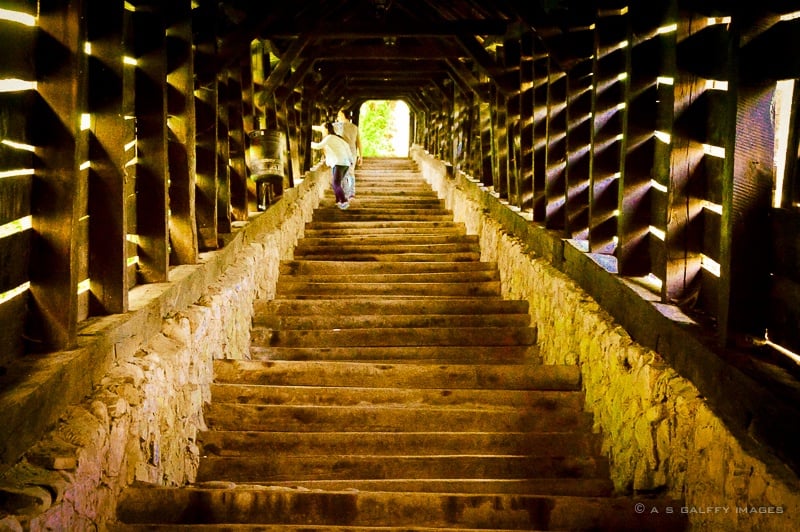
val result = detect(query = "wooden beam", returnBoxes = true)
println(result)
[165,0,199,265]
[455,34,517,96]
[28,0,87,350]
[257,36,311,106]
[86,0,129,313]
[133,5,170,282]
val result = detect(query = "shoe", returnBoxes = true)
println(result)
[337,201,349,210]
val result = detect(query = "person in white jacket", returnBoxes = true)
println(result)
[311,122,355,209]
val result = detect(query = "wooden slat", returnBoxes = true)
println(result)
[166,0,199,265]
[28,0,86,351]
[193,2,219,250]
[616,2,665,277]
[566,63,592,241]
[0,20,36,80]
[216,71,232,235]
[532,50,549,222]
[545,71,567,230]
[86,0,128,315]
[227,67,249,222]
[0,231,30,295]
[724,84,775,340]
[589,11,626,253]
[133,6,170,282]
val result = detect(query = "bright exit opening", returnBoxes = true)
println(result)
[358,100,410,157]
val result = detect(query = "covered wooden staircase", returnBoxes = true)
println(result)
[112,158,685,530]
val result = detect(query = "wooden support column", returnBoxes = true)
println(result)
[723,79,775,344]
[650,2,678,301]
[532,47,549,223]
[0,1,37,357]
[664,8,733,322]
[503,37,522,208]
[216,71,231,235]
[617,2,668,277]
[133,2,169,282]
[86,0,128,314]
[566,60,592,241]
[519,31,535,213]
[589,8,626,253]
[228,66,249,221]
[28,0,87,350]
[193,1,219,250]
[491,81,509,198]
[165,0,198,265]
[479,96,494,188]
[545,69,567,230]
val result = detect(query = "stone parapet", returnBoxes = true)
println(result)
[0,168,327,531]
[411,147,800,531]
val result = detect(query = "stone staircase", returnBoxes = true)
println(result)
[113,158,686,530]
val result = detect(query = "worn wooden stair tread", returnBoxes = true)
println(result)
[209,383,580,409]
[255,296,529,314]
[113,159,687,530]
[249,345,539,363]
[115,485,687,530]
[198,431,603,457]
[212,360,580,390]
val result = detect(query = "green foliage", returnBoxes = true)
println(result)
[358,100,408,157]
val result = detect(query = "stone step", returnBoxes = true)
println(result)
[310,212,455,222]
[297,234,478,246]
[111,525,542,532]
[305,220,462,231]
[288,251,483,263]
[255,296,529,316]
[114,486,688,530]
[320,196,444,205]
[194,453,610,483]
[277,269,499,284]
[302,226,466,238]
[249,345,538,364]
[209,383,582,409]
[198,431,603,460]
[254,312,530,331]
[212,360,580,391]
[251,326,536,348]
[275,280,501,298]
[294,242,480,256]
[258,478,614,497]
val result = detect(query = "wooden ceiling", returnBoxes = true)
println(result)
[210,0,597,108]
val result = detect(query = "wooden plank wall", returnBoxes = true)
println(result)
[0,0,287,364]
[413,1,800,355]
[2,0,800,370]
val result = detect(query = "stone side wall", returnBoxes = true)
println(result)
[412,148,800,531]
[0,170,326,531]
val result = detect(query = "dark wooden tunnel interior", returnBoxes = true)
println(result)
[2,0,800,483]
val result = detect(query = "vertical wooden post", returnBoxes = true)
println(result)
[0,1,37,357]
[86,0,128,314]
[545,69,567,230]
[566,61,593,241]
[193,2,219,250]
[503,37,523,209]
[133,2,169,282]
[29,0,87,350]
[228,66,249,221]
[166,0,198,265]
[532,48,549,223]
[519,31,535,213]
[589,9,626,253]
[616,2,668,277]
[216,71,231,234]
